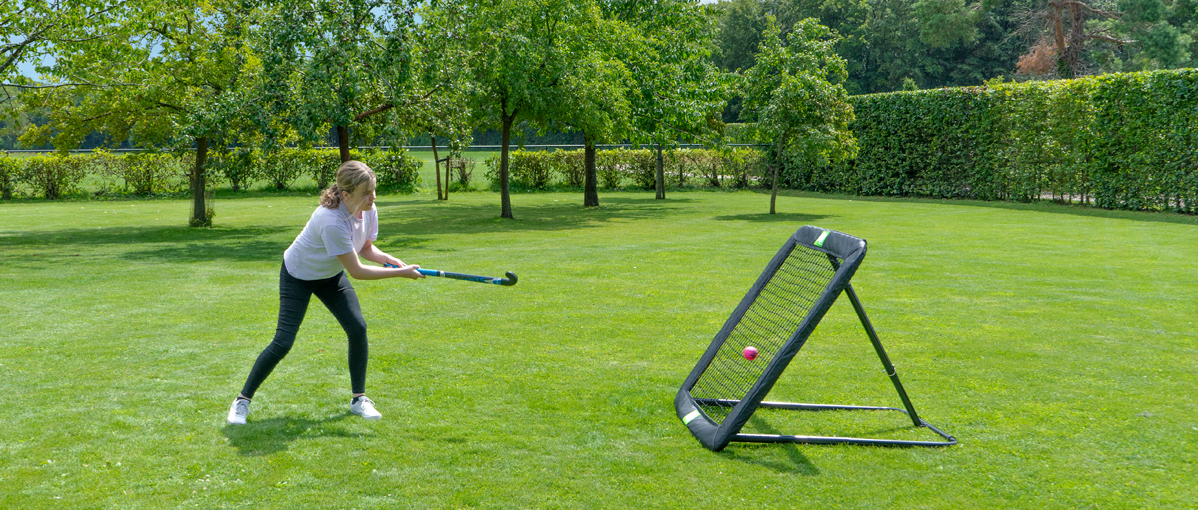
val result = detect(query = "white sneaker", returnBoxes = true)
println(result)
[351,396,382,420]
[227,398,250,425]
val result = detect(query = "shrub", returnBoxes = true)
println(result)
[21,154,86,199]
[721,148,768,189]
[205,149,259,192]
[361,148,422,193]
[123,151,186,195]
[507,150,554,190]
[550,150,585,187]
[0,153,25,199]
[825,69,1198,212]
[259,149,303,191]
[311,149,340,189]
[629,149,658,190]
[596,148,624,189]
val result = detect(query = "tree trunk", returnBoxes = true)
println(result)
[655,142,665,200]
[337,125,351,163]
[583,136,599,207]
[191,136,209,227]
[770,138,782,215]
[500,111,514,219]
[431,134,443,200]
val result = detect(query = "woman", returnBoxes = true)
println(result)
[227,160,424,425]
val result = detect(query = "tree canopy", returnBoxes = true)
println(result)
[742,16,855,213]
[9,0,1197,224]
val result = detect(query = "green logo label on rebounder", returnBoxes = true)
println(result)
[814,230,830,247]
[682,410,700,425]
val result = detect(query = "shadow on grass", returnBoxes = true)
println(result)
[0,194,687,265]
[717,415,820,476]
[221,413,363,456]
[712,212,831,223]
[374,195,686,236]
[0,224,292,265]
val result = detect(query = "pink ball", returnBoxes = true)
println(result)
[743,346,759,361]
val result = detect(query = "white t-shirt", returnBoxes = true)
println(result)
[283,203,378,280]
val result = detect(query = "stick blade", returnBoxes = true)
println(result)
[502,271,518,286]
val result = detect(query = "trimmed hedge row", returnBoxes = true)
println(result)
[0,147,422,199]
[483,147,769,191]
[792,69,1198,212]
[0,151,195,199]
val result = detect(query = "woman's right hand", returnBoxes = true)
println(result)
[392,264,426,280]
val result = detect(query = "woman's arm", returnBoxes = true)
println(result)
[337,249,423,281]
[358,240,401,267]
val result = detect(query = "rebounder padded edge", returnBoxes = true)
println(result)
[675,226,868,451]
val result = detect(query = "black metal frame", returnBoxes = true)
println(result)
[675,226,956,451]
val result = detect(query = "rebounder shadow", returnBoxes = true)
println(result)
[718,415,820,475]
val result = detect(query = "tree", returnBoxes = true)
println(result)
[412,1,474,200]
[1,1,125,132]
[19,0,262,225]
[455,0,597,219]
[605,0,730,200]
[560,51,633,208]
[549,4,637,208]
[742,16,855,214]
[261,0,421,163]
[710,0,1029,95]
[1014,0,1132,78]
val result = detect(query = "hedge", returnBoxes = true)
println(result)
[796,69,1198,212]
[0,147,422,199]
[483,147,769,191]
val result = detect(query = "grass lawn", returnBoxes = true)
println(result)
[1,189,1195,508]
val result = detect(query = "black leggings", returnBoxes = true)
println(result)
[240,262,368,399]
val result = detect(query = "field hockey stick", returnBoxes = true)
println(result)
[386,264,518,286]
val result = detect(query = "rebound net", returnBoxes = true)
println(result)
[674,226,956,451]
[689,245,838,424]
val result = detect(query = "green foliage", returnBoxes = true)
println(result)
[914,0,984,48]
[19,154,86,200]
[122,151,190,196]
[359,148,423,194]
[485,151,554,191]
[551,150,586,187]
[1088,70,1198,211]
[484,147,768,191]
[258,150,303,191]
[624,149,658,190]
[742,15,855,211]
[0,151,22,199]
[205,150,260,192]
[711,0,1026,95]
[609,0,730,149]
[812,69,1198,212]
[596,149,625,189]
[266,0,422,152]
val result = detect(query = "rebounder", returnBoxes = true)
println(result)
[675,226,956,451]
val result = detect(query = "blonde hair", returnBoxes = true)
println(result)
[320,160,376,209]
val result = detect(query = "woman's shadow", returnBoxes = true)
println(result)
[221,413,366,456]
